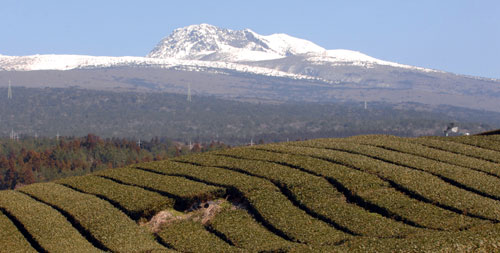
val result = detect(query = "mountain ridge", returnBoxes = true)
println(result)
[147,24,436,73]
[0,24,434,74]
[147,23,326,62]
[0,24,499,113]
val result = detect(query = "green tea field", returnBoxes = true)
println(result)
[1,134,500,252]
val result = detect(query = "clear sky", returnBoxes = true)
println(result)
[1,0,499,78]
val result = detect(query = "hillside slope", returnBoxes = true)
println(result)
[1,134,500,252]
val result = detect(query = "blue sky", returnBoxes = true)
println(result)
[1,0,499,78]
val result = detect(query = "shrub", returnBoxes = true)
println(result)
[1,134,499,252]
[55,175,175,220]
[138,160,350,245]
[0,190,99,252]
[18,183,169,252]
[295,138,500,204]
[94,167,225,209]
[410,137,500,163]
[0,211,37,253]
[337,223,500,252]
[261,143,500,222]
[345,135,500,179]
[197,149,420,237]
[157,220,241,253]
[209,208,295,252]
[232,146,483,231]
[434,135,500,152]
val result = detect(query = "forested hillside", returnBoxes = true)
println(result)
[0,87,498,144]
[0,134,226,190]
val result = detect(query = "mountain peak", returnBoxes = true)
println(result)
[147,24,325,62]
[173,23,220,35]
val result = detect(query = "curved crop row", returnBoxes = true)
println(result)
[262,144,500,222]
[18,183,169,253]
[435,136,500,152]
[204,149,424,237]
[336,223,500,252]
[245,147,484,231]
[93,167,225,210]
[1,134,498,252]
[136,161,350,245]
[409,137,500,163]
[157,220,241,253]
[0,190,99,253]
[345,135,500,178]
[209,208,295,252]
[294,139,500,201]
[0,210,38,253]
[55,175,175,220]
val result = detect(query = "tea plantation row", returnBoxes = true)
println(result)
[0,134,499,252]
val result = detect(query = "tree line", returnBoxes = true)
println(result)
[0,134,227,190]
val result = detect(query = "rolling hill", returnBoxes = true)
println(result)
[1,134,500,252]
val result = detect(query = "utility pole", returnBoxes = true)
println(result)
[8,80,12,99]
[187,83,192,102]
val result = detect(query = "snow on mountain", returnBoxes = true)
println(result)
[304,50,436,72]
[147,24,435,72]
[0,54,325,81]
[258,33,326,56]
[0,24,436,76]
[0,54,144,71]
[147,23,325,62]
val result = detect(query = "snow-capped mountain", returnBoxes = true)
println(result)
[1,24,499,112]
[147,23,325,62]
[0,24,433,74]
[146,24,430,71]
[0,23,435,75]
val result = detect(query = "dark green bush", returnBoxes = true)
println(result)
[209,208,295,252]
[18,183,168,252]
[55,175,175,219]
[157,220,241,253]
[0,190,99,252]
[227,146,483,231]
[94,167,226,209]
[0,211,38,253]
[185,150,419,237]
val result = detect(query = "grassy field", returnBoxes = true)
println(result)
[0,134,499,252]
